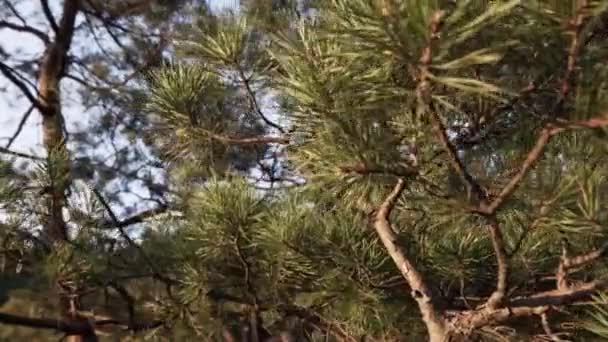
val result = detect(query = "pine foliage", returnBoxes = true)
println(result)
[2,0,608,340]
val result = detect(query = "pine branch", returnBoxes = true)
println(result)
[481,113,608,215]
[483,218,509,309]
[557,241,608,290]
[553,0,588,115]
[373,178,446,340]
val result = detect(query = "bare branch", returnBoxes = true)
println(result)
[92,188,177,286]
[0,311,93,334]
[5,105,34,149]
[509,279,608,308]
[2,0,27,25]
[106,205,169,229]
[0,20,50,43]
[451,306,549,333]
[541,313,570,342]
[0,310,163,334]
[485,218,509,309]
[374,178,446,340]
[234,63,285,133]
[430,109,486,202]
[0,61,43,110]
[0,146,45,160]
[40,0,59,33]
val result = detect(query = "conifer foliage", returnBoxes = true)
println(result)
[3,0,608,341]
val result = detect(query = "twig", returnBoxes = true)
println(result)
[338,162,417,178]
[92,188,176,286]
[207,132,290,146]
[0,146,44,160]
[0,61,44,111]
[485,218,509,309]
[481,113,608,214]
[0,20,50,43]
[101,205,169,229]
[557,241,608,290]
[234,63,285,133]
[5,105,34,149]
[541,313,571,342]
[552,0,588,116]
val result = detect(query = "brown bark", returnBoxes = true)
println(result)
[35,1,91,341]
[485,218,509,309]
[373,179,447,341]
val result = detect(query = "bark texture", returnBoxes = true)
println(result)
[35,1,93,341]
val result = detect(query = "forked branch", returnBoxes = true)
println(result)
[557,241,608,290]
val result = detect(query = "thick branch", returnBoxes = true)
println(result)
[0,311,163,334]
[374,179,446,340]
[40,0,60,32]
[452,306,549,333]
[0,311,92,334]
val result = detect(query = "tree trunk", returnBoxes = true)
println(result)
[35,1,94,341]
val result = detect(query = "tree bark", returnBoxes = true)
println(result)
[374,179,447,342]
[35,1,93,341]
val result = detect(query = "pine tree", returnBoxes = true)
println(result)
[141,0,608,340]
[3,0,608,341]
